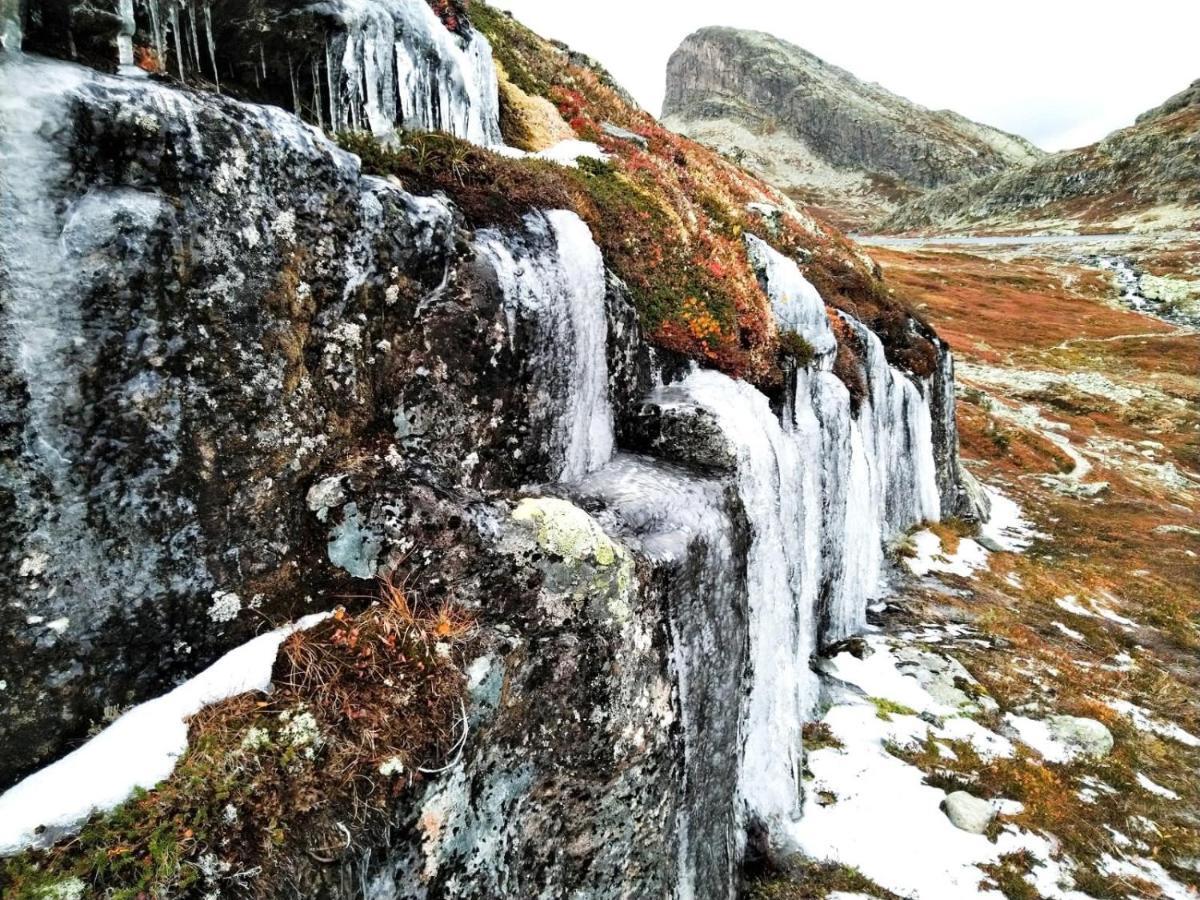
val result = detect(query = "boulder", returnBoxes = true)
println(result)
[942,791,996,834]
[1046,715,1114,759]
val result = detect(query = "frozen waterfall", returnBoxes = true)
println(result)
[668,369,822,836]
[321,0,502,143]
[642,240,948,844]
[477,210,615,482]
[842,313,942,533]
[128,0,503,144]
[576,455,746,900]
[745,233,837,358]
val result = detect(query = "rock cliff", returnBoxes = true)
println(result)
[662,27,1043,230]
[0,2,986,897]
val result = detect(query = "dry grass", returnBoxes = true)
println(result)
[881,241,1200,896]
[1,579,474,899]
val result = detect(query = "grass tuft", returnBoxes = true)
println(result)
[0,578,474,899]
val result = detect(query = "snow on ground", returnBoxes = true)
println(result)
[493,139,608,168]
[1136,772,1180,800]
[1002,715,1078,764]
[1053,621,1085,641]
[1055,595,1096,618]
[1100,854,1196,900]
[1107,699,1200,748]
[795,636,1091,900]
[906,528,990,578]
[979,487,1037,552]
[1055,593,1141,630]
[0,613,330,855]
[906,486,1035,578]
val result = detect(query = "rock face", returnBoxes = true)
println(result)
[1137,78,1200,125]
[662,27,1043,230]
[1,2,986,897]
[885,82,1200,234]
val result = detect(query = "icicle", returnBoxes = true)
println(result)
[146,0,165,72]
[186,3,202,76]
[116,0,136,70]
[0,0,21,53]
[259,42,266,80]
[840,313,941,533]
[288,53,300,115]
[311,57,324,131]
[202,3,218,91]
[168,3,185,80]
[325,36,339,131]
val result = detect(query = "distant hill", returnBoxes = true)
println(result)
[884,80,1200,234]
[662,27,1043,230]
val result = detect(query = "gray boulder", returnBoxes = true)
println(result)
[1047,715,1114,759]
[942,791,996,834]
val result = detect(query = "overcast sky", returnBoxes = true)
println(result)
[489,1,1199,151]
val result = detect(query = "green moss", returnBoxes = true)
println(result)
[870,697,918,721]
[778,331,816,367]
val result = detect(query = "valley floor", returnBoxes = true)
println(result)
[754,238,1200,899]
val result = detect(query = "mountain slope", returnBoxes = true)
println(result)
[662,27,1043,230]
[884,82,1200,234]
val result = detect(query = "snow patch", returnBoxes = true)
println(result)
[0,613,330,855]
[1107,699,1200,748]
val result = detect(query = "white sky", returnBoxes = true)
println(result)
[488,0,1199,151]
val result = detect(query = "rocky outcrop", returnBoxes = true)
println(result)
[884,83,1200,234]
[1137,78,1200,125]
[662,27,1043,230]
[1,3,988,897]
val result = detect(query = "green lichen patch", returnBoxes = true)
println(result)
[513,497,623,567]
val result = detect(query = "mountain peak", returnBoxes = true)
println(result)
[662,27,1043,230]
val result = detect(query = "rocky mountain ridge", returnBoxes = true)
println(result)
[662,27,1043,230]
[884,81,1200,234]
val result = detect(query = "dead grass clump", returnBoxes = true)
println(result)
[744,857,903,899]
[0,578,473,899]
[802,721,844,753]
[928,518,977,555]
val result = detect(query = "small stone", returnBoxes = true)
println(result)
[1046,715,1114,759]
[600,122,648,149]
[942,791,996,834]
